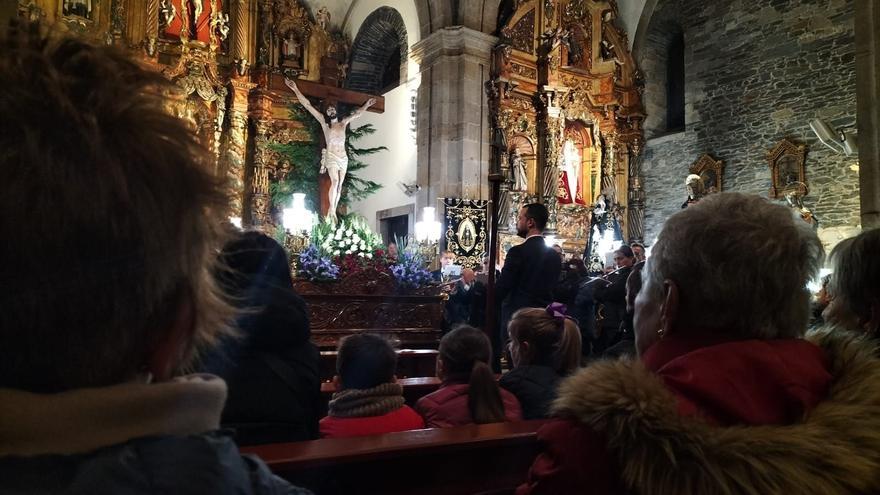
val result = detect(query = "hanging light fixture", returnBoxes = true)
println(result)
[414,206,442,243]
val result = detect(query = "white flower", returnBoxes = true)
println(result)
[335,231,342,240]
[346,248,353,254]
[358,252,365,258]
[352,233,361,242]
[366,253,373,259]
[360,242,366,250]
[346,229,352,236]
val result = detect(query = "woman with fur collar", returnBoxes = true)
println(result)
[518,192,880,495]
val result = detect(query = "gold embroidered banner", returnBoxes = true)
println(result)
[443,198,488,269]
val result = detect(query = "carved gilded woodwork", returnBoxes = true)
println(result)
[505,8,536,55]
[490,0,644,243]
[689,153,724,194]
[767,139,808,199]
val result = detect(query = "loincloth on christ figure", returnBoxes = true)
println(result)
[321,149,349,174]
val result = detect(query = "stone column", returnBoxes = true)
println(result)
[627,140,646,242]
[220,79,255,220]
[856,0,880,229]
[411,27,497,210]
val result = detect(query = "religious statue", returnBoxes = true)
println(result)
[682,173,705,209]
[510,149,528,191]
[316,6,331,31]
[559,139,583,204]
[281,32,302,66]
[285,78,376,223]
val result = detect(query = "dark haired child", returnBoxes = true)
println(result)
[415,326,522,427]
[319,334,424,438]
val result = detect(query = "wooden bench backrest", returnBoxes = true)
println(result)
[242,419,548,495]
[320,348,438,381]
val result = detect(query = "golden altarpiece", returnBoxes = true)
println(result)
[15,0,450,350]
[16,0,378,229]
[486,0,645,261]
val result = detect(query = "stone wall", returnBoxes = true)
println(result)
[640,0,861,250]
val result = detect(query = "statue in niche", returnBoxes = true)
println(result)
[281,31,303,67]
[510,149,529,191]
[559,139,583,204]
[285,78,376,223]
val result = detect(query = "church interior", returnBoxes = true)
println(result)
[3,0,880,493]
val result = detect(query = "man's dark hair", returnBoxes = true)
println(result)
[0,23,234,393]
[523,203,550,232]
[616,246,635,258]
[336,334,397,389]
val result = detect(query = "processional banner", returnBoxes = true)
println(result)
[443,198,488,269]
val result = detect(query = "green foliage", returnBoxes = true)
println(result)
[270,102,386,217]
[269,104,321,212]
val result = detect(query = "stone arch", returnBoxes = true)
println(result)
[346,7,408,95]
[639,1,686,137]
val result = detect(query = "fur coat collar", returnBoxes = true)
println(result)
[551,329,880,494]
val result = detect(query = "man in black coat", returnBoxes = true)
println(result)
[592,246,635,355]
[495,204,562,367]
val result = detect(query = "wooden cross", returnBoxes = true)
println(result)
[267,74,385,217]
[267,74,385,113]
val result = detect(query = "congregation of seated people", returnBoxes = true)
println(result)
[6,22,880,495]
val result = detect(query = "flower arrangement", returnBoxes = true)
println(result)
[390,249,434,290]
[292,215,436,292]
[298,245,339,281]
[314,216,383,259]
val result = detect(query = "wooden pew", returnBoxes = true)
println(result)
[242,419,548,495]
[320,348,438,382]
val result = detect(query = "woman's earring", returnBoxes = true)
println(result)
[656,327,666,339]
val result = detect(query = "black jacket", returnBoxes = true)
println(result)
[593,266,632,331]
[0,432,310,495]
[496,236,562,331]
[499,365,562,420]
[204,232,321,446]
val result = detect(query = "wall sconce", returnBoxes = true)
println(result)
[282,193,316,272]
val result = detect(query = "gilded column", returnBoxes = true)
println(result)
[247,90,273,228]
[229,0,250,75]
[145,0,158,56]
[536,90,565,235]
[220,79,255,220]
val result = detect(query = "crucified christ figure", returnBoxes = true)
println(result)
[284,78,376,223]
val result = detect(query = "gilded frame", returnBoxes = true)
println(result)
[767,139,807,198]
[689,154,723,194]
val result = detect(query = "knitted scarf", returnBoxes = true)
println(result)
[327,382,406,418]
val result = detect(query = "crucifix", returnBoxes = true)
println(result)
[270,75,384,223]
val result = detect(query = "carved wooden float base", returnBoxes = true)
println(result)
[294,270,445,350]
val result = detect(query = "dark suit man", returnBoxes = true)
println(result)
[495,203,562,368]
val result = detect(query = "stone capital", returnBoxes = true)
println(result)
[410,26,498,68]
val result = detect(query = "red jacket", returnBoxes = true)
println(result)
[319,405,425,438]
[415,382,523,428]
[517,332,855,495]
